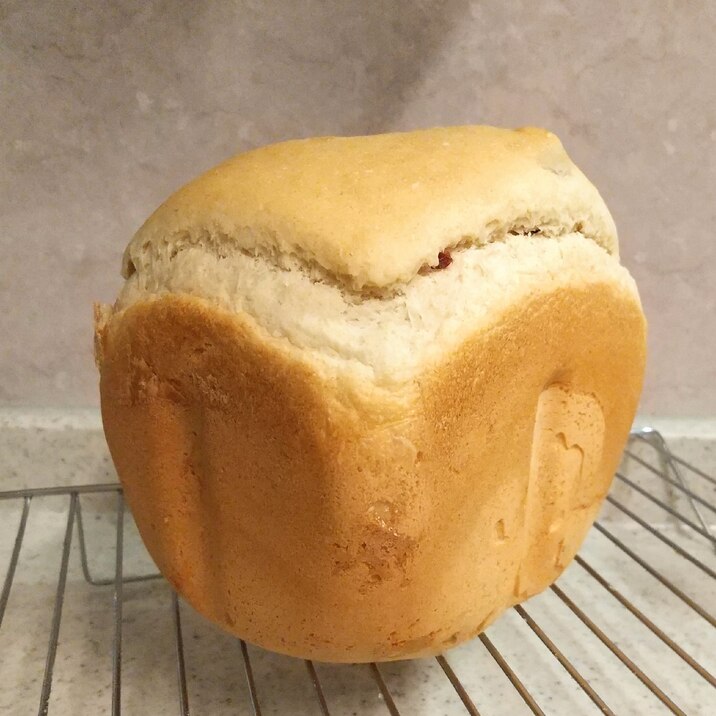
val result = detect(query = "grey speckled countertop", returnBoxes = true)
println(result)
[0,411,715,715]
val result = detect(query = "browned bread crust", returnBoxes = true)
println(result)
[97,277,644,661]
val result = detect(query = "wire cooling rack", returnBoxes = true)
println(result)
[0,428,714,715]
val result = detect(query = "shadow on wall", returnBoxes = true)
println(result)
[166,0,472,142]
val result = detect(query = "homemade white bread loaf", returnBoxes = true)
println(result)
[96,125,646,662]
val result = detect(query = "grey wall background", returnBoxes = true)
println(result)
[1,1,714,416]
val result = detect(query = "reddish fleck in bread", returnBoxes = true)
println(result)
[95,126,646,662]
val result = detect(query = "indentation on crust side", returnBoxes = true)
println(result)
[520,385,606,596]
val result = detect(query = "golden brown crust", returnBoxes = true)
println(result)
[123,126,617,289]
[98,277,645,662]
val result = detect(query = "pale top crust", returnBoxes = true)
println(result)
[122,125,618,291]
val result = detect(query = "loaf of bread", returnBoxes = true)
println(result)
[95,126,646,662]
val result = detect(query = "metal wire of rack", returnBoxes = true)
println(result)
[0,428,714,715]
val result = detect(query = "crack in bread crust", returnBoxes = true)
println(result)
[114,234,638,384]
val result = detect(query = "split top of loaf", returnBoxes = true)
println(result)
[113,126,636,386]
